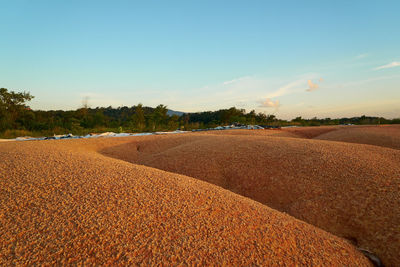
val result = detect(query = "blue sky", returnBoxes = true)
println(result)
[1,0,399,119]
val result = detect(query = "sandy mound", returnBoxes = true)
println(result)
[281,126,339,139]
[0,139,371,266]
[277,125,400,150]
[100,132,400,266]
[315,125,400,150]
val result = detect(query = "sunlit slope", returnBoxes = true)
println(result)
[0,140,371,266]
[101,132,400,266]
[315,125,400,150]
[277,125,400,150]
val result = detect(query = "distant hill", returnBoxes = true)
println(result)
[167,109,185,117]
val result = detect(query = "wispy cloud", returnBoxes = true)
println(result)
[172,74,322,112]
[222,76,251,85]
[306,78,323,92]
[306,80,319,92]
[356,53,368,59]
[259,98,280,108]
[374,61,400,70]
[266,78,306,99]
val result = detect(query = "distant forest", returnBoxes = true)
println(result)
[1,88,399,138]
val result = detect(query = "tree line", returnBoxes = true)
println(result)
[1,88,399,138]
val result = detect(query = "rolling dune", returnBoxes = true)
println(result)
[0,139,372,266]
[100,127,400,266]
[315,125,400,150]
[2,125,399,265]
[272,125,400,150]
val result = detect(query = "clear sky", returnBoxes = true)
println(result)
[1,0,399,119]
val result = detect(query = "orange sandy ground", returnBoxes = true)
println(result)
[1,125,399,265]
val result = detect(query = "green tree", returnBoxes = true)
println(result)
[152,104,168,130]
[0,88,34,131]
[132,103,146,132]
[167,114,180,130]
[292,116,304,125]
[266,114,276,123]
[247,110,256,125]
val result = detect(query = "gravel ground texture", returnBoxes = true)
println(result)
[314,125,400,150]
[100,126,400,266]
[1,125,398,265]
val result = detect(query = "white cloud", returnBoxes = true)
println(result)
[375,61,400,70]
[306,79,319,92]
[259,98,280,108]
